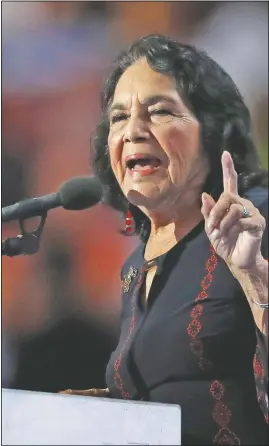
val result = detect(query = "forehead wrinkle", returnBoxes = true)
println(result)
[109,94,179,115]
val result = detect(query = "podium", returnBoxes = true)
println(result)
[2,388,181,445]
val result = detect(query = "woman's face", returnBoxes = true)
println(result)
[108,59,208,211]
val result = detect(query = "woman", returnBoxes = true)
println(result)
[61,35,268,445]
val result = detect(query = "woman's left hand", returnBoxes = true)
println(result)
[201,151,266,271]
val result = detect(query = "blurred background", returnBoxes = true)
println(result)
[2,1,268,392]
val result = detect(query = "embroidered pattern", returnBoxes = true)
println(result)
[121,266,138,293]
[114,265,146,399]
[213,428,240,445]
[253,264,268,423]
[210,380,240,444]
[114,286,137,399]
[187,244,240,444]
[188,245,217,372]
[253,349,265,379]
[253,343,268,423]
[114,260,157,399]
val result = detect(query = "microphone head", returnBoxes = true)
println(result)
[59,176,103,210]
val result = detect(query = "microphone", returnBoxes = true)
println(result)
[1,176,103,223]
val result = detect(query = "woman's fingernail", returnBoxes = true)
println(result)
[202,192,210,204]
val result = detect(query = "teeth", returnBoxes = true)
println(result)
[126,157,160,169]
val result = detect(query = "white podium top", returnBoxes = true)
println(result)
[2,388,181,445]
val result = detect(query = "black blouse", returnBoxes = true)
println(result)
[106,188,268,445]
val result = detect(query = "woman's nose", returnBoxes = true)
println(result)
[123,115,150,143]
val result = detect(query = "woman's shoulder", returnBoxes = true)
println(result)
[244,186,268,258]
[244,186,268,210]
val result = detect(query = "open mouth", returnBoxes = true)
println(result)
[125,154,161,174]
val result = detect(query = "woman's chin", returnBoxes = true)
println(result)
[126,185,165,209]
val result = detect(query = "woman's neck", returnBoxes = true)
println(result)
[144,204,203,261]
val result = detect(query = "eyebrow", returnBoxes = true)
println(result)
[109,95,178,115]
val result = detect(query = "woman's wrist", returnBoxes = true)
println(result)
[242,256,268,306]
[240,254,268,279]
[228,254,268,333]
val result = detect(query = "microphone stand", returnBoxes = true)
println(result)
[2,213,47,257]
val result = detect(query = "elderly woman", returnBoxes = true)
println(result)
[62,35,268,445]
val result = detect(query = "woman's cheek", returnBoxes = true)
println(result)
[162,121,200,159]
[157,126,185,159]
[157,124,198,183]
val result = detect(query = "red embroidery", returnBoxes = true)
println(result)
[253,348,265,379]
[195,290,208,301]
[210,381,241,444]
[213,428,240,445]
[201,272,213,290]
[213,401,231,427]
[210,380,225,401]
[187,245,217,369]
[253,343,268,423]
[209,379,240,443]
[187,244,240,444]
[113,276,138,399]
[114,260,157,399]
[187,319,202,338]
[191,304,203,318]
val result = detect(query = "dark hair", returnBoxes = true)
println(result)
[91,34,267,240]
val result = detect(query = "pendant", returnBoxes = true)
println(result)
[121,266,138,293]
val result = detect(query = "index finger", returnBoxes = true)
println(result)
[222,151,238,195]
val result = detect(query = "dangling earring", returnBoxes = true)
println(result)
[125,209,135,235]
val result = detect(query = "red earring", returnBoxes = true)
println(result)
[125,210,135,235]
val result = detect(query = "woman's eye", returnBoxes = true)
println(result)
[150,109,172,117]
[111,114,128,124]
